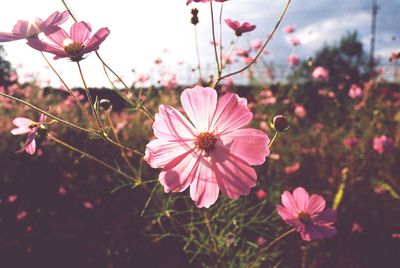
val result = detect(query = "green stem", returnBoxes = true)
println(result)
[268,132,279,148]
[210,1,221,77]
[203,210,219,253]
[194,25,203,83]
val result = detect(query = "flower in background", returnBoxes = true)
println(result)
[288,55,300,66]
[17,211,28,221]
[348,84,363,99]
[250,39,263,50]
[283,25,295,33]
[290,38,301,46]
[256,189,267,200]
[11,112,47,155]
[276,187,337,241]
[186,0,228,5]
[27,21,110,61]
[284,162,300,174]
[294,104,307,119]
[343,136,359,150]
[312,67,329,81]
[145,86,270,208]
[0,11,69,42]
[225,19,256,36]
[373,135,394,154]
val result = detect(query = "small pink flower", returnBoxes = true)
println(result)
[27,21,110,61]
[225,19,256,36]
[283,25,295,34]
[343,136,358,150]
[17,211,28,221]
[312,67,329,81]
[373,135,394,154]
[294,104,307,119]
[284,162,300,174]
[290,38,301,46]
[256,189,267,200]
[288,55,300,66]
[256,236,267,247]
[83,201,94,209]
[351,223,363,233]
[7,195,18,203]
[250,39,262,50]
[144,86,270,208]
[392,233,400,239]
[58,186,67,195]
[276,187,337,241]
[11,112,47,155]
[348,84,363,99]
[0,11,69,42]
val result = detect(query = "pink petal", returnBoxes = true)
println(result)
[276,204,296,221]
[82,27,110,54]
[11,127,31,135]
[180,86,217,132]
[306,194,326,215]
[44,26,70,47]
[210,93,252,135]
[211,149,257,200]
[70,21,92,43]
[301,224,337,241]
[12,117,33,128]
[153,104,197,140]
[190,158,219,208]
[0,32,22,42]
[27,39,67,59]
[281,190,299,213]
[145,138,196,168]
[312,209,337,225]
[159,150,201,193]
[217,128,270,165]
[16,137,36,155]
[293,187,309,211]
[41,11,69,30]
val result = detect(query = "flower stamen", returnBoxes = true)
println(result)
[195,132,216,153]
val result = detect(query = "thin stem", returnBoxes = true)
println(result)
[48,133,135,181]
[268,132,279,148]
[220,36,238,71]
[41,52,96,127]
[263,228,295,253]
[194,25,203,83]
[0,92,96,135]
[61,0,78,22]
[76,61,103,130]
[203,210,219,253]
[218,3,224,72]
[210,1,221,76]
[211,0,292,88]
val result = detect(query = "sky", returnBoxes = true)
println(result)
[0,0,398,87]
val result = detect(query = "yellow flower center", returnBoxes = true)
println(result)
[63,39,84,60]
[195,132,216,153]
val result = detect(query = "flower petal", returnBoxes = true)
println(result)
[82,27,110,54]
[301,224,337,241]
[306,194,326,215]
[0,32,22,42]
[159,150,201,193]
[41,11,69,31]
[217,128,270,165]
[190,158,219,208]
[12,117,33,128]
[312,209,337,225]
[180,86,217,132]
[144,138,195,169]
[210,93,252,135]
[153,104,197,140]
[44,26,70,47]
[70,21,92,43]
[281,190,299,213]
[27,38,67,58]
[293,187,309,211]
[211,148,257,199]
[276,204,296,221]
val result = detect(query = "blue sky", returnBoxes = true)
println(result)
[0,0,398,87]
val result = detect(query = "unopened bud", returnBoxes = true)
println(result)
[99,99,112,111]
[272,115,289,132]
[191,8,199,25]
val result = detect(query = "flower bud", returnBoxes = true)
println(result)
[99,99,112,111]
[190,8,199,25]
[272,115,289,132]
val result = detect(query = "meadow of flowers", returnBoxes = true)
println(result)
[0,0,399,267]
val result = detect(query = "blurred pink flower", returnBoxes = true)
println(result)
[351,223,363,233]
[225,19,256,36]
[312,67,329,81]
[343,136,359,150]
[27,21,110,61]
[0,11,69,42]
[58,186,67,195]
[373,135,394,154]
[161,73,177,90]
[348,84,363,99]
[17,211,28,221]
[83,201,94,209]
[294,104,307,119]
[256,189,267,200]
[256,236,267,247]
[290,38,301,46]
[11,112,47,155]
[288,55,300,66]
[283,25,295,33]
[7,195,18,203]
[284,162,300,174]
[144,86,270,208]
[276,187,337,241]
[250,39,262,50]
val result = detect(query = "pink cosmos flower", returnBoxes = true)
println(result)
[225,19,256,36]
[283,25,295,34]
[290,38,301,46]
[373,135,394,154]
[7,195,18,203]
[348,84,363,99]
[284,162,300,174]
[288,55,300,66]
[186,0,228,5]
[27,21,110,61]
[0,11,69,42]
[343,136,358,150]
[276,187,337,241]
[294,104,307,119]
[312,66,329,81]
[17,211,28,221]
[251,39,263,50]
[11,112,47,155]
[256,189,267,200]
[144,86,270,208]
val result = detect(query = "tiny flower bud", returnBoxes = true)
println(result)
[190,8,199,25]
[99,99,112,111]
[272,115,289,132]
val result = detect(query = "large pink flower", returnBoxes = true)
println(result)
[276,187,337,241]
[225,19,256,37]
[145,86,270,208]
[11,112,47,155]
[0,11,69,42]
[27,21,110,61]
